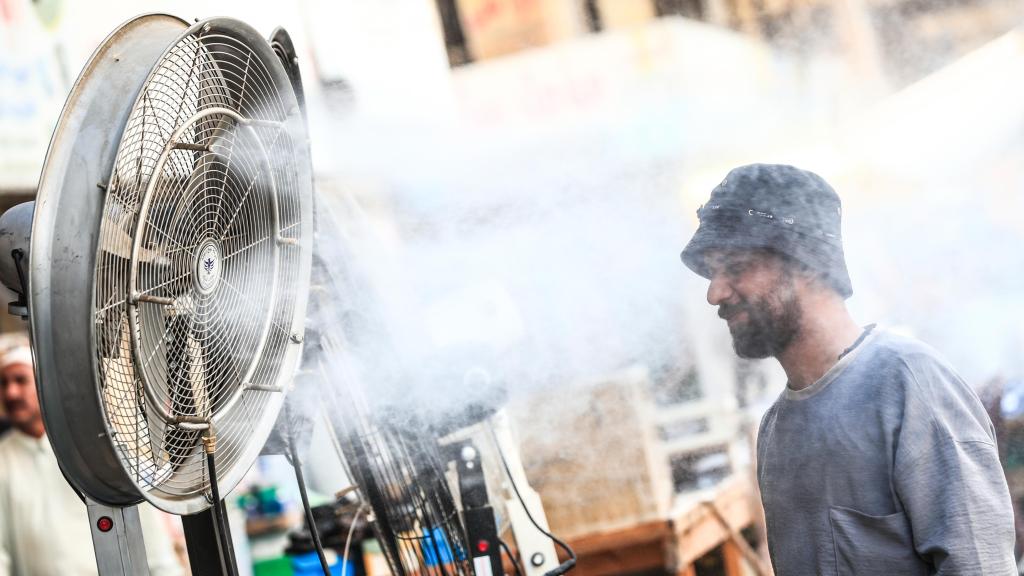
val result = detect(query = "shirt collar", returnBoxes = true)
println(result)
[783,325,881,401]
[10,428,50,454]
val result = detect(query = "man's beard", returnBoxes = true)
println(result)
[721,283,802,359]
[3,401,33,426]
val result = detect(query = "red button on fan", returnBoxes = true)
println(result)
[476,540,490,553]
[97,516,114,532]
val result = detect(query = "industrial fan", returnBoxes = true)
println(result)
[0,13,312,574]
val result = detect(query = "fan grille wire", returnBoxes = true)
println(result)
[322,336,473,576]
[94,29,304,505]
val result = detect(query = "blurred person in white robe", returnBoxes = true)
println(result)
[0,341,185,576]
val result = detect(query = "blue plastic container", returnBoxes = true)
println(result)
[290,552,353,576]
[421,527,466,566]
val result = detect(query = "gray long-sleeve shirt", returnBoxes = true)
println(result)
[757,327,1016,575]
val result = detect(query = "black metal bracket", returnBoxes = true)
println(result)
[455,441,503,576]
[8,249,28,318]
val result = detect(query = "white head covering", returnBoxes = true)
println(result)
[0,345,33,370]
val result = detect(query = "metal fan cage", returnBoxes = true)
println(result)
[319,325,472,576]
[93,20,311,513]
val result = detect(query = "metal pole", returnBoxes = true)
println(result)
[86,499,151,576]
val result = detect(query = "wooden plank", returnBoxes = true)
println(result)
[568,519,671,555]
[508,521,672,576]
[722,540,743,576]
[573,538,671,576]
[676,564,697,576]
[561,519,675,576]
[547,476,762,575]
[673,509,731,567]
[671,478,757,567]
[702,501,770,575]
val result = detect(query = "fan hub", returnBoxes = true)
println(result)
[194,240,223,295]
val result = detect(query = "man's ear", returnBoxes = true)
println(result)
[798,269,839,298]
[782,260,821,291]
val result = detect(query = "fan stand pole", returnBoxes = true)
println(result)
[86,499,151,576]
[456,440,504,576]
[182,503,239,575]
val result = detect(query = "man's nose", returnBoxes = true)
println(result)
[1,383,18,399]
[706,273,732,306]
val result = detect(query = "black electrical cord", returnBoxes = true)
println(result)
[206,449,239,576]
[490,427,577,576]
[499,537,524,576]
[290,443,332,576]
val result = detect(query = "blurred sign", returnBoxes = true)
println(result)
[456,0,583,60]
[594,0,656,31]
[0,0,67,192]
[450,17,841,141]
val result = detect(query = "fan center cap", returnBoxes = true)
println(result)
[194,241,222,294]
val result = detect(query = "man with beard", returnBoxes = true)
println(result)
[680,164,1015,575]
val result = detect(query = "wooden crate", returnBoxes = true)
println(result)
[562,475,767,576]
[511,367,674,538]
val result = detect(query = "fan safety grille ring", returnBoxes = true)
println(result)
[92,21,310,513]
